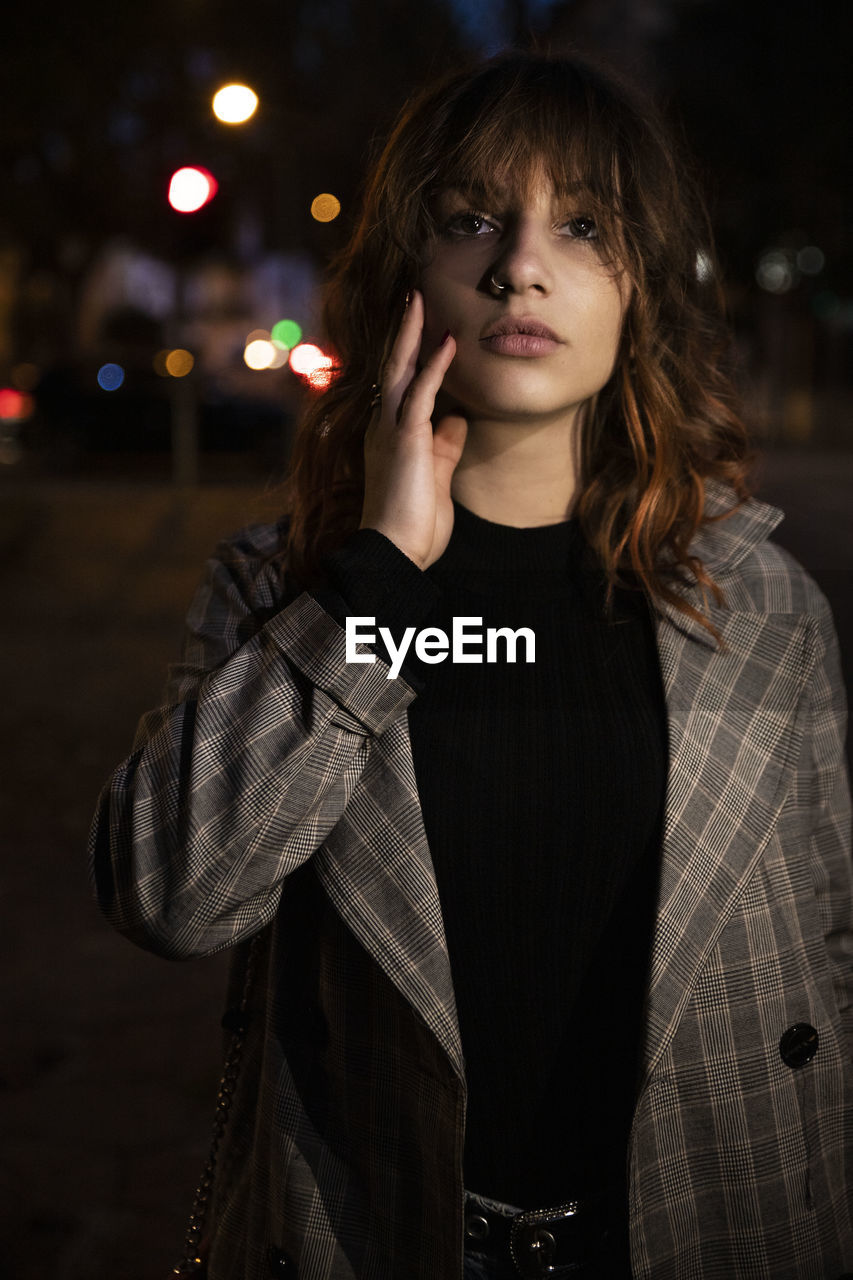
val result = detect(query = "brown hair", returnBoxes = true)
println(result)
[284,51,752,637]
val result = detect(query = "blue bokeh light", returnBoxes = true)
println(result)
[97,363,125,391]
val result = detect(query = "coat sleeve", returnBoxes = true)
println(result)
[88,529,416,960]
[806,590,853,1058]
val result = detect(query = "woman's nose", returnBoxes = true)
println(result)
[486,219,555,296]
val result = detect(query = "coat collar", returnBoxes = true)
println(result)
[654,480,785,649]
[689,478,784,576]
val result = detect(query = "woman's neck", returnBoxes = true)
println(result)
[449,413,580,528]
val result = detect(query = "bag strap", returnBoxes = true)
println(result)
[172,934,261,1276]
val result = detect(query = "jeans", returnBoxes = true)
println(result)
[464,1250,584,1278]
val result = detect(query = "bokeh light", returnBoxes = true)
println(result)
[288,343,326,376]
[212,83,259,125]
[244,339,277,370]
[756,250,795,294]
[271,318,303,350]
[0,388,34,420]
[310,193,341,223]
[97,363,125,391]
[796,245,825,276]
[243,328,287,368]
[165,348,195,377]
[268,345,290,369]
[168,166,218,213]
[289,343,335,390]
[307,364,336,391]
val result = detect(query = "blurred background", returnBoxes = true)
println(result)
[1,1,851,1276]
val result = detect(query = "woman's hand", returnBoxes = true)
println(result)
[359,290,468,570]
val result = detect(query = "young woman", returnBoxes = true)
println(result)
[89,53,853,1280]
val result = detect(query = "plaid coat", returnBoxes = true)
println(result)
[90,482,853,1279]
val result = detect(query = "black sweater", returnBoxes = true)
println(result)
[323,501,667,1208]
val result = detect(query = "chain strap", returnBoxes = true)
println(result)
[172,936,260,1276]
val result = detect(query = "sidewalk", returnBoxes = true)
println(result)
[0,480,282,1280]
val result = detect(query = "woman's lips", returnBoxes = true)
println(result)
[480,332,561,356]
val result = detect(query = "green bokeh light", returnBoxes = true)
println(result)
[271,319,303,350]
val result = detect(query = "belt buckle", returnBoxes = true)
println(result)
[509,1201,580,1278]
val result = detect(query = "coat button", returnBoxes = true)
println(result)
[268,1245,295,1275]
[779,1023,818,1068]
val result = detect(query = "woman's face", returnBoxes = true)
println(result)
[419,177,629,428]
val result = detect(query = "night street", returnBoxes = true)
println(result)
[3,0,852,1270]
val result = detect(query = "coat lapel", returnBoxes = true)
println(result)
[314,714,465,1080]
[640,488,818,1081]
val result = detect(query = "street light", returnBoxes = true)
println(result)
[212,83,259,125]
[168,166,218,213]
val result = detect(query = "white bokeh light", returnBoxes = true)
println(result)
[212,84,259,125]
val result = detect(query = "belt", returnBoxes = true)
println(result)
[463,1191,615,1279]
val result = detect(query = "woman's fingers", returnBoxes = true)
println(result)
[398,330,456,431]
[361,290,462,568]
[375,291,455,433]
[380,289,424,414]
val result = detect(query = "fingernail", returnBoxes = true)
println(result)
[440,329,452,346]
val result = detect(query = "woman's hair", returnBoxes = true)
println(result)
[284,51,753,638]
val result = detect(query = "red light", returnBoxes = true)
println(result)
[288,343,326,376]
[307,365,335,391]
[0,388,32,420]
[168,166,219,213]
[288,343,337,391]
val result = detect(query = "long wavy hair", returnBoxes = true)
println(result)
[284,51,752,638]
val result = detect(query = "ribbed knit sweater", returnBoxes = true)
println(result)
[322,501,667,1211]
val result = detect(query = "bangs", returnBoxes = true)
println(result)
[425,59,634,251]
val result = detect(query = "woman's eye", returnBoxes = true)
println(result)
[564,216,598,240]
[445,211,497,237]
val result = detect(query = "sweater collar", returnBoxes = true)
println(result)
[434,481,783,622]
[432,500,587,589]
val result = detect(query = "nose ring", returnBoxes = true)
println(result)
[489,272,508,294]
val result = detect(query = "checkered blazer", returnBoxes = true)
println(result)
[89,481,853,1279]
